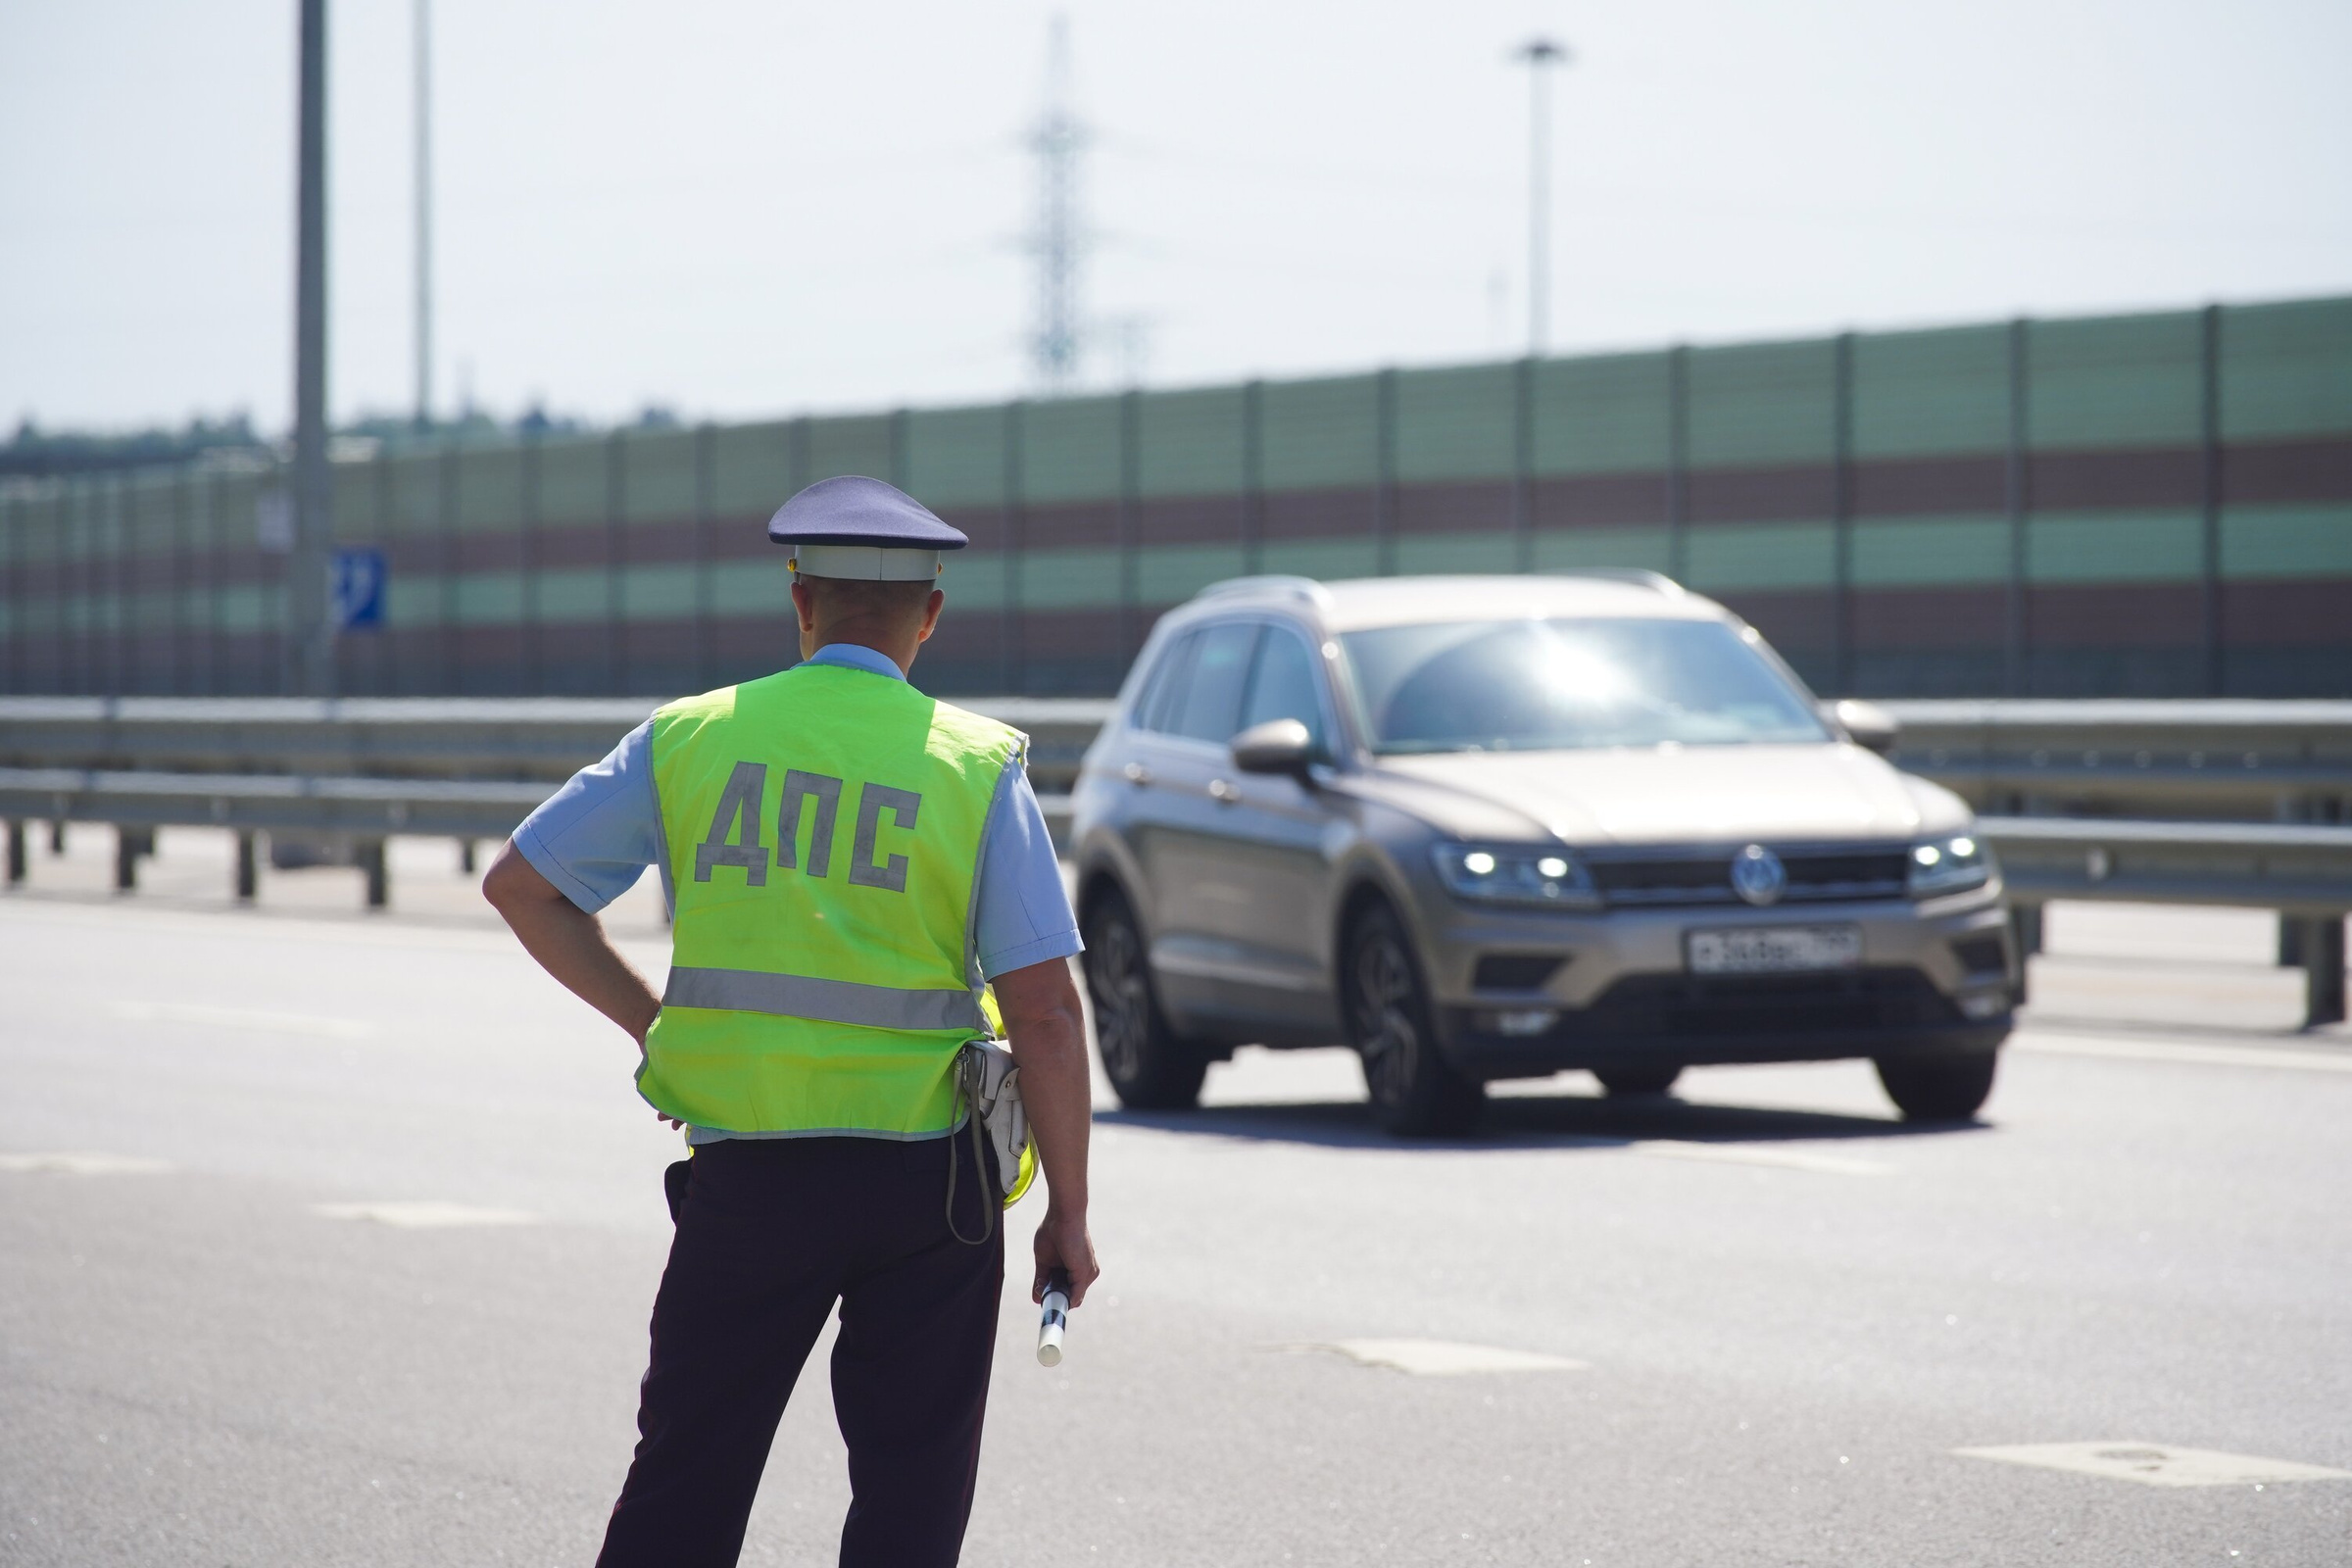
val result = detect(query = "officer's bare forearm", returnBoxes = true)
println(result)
[995,956,1092,1214]
[482,839,662,1044]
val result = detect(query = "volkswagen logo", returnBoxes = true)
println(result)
[1730,844,1786,906]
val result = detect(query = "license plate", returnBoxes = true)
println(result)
[1686,925,1862,975]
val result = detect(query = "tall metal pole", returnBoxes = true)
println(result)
[414,0,432,428]
[290,0,333,697]
[1514,38,1569,356]
[1029,15,1084,391]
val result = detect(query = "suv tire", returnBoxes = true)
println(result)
[1875,1049,1998,1121]
[1344,902,1484,1137]
[1593,1063,1683,1097]
[1082,885,1207,1110]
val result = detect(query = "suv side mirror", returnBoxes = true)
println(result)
[1230,718,1316,778]
[1824,698,1899,757]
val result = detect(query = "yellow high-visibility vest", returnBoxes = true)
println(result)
[640,661,1022,1140]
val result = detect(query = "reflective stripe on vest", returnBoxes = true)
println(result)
[639,662,1023,1137]
[662,966,990,1034]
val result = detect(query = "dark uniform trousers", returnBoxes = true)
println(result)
[595,1134,1004,1568]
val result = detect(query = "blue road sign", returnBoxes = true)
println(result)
[331,548,387,630]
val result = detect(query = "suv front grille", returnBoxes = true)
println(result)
[1583,969,1959,1036]
[1585,844,1910,907]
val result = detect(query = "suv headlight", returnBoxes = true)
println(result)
[1432,844,1600,908]
[1908,831,1991,897]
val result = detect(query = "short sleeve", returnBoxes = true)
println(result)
[513,721,663,914]
[971,764,1082,980]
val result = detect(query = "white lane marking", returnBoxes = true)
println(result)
[111,1000,376,1040]
[2013,1032,2352,1075]
[0,1152,175,1175]
[1957,1441,2352,1488]
[312,1201,536,1229]
[1292,1339,1588,1376]
[1628,1140,1890,1176]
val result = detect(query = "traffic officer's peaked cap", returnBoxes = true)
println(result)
[767,474,967,582]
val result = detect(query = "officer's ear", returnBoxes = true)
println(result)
[916,587,945,645]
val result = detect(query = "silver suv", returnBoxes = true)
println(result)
[1069,573,2017,1135]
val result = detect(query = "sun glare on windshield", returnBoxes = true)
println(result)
[1533,631,1635,709]
[1339,617,1829,755]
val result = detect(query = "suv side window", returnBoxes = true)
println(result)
[1169,621,1261,744]
[1238,626,1328,753]
[1133,631,1197,734]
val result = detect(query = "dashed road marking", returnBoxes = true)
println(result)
[2013,1032,2352,1075]
[1628,1141,1890,1177]
[111,1000,376,1041]
[312,1201,536,1229]
[0,1152,175,1175]
[1292,1339,1588,1376]
[1956,1442,2352,1488]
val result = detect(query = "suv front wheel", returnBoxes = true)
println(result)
[1082,885,1208,1110]
[1344,902,1484,1137]
[1874,1049,1998,1121]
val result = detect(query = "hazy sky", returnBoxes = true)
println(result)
[5,0,2348,434]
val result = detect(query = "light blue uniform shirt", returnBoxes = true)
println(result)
[513,643,1083,1143]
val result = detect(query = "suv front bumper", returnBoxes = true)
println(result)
[1415,887,2016,1081]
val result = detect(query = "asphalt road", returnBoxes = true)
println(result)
[3,828,2350,1565]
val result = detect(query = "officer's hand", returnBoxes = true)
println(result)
[1033,1208,1099,1309]
[653,1109,684,1131]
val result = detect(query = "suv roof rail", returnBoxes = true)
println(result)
[1546,567,1686,596]
[1193,574,1331,607]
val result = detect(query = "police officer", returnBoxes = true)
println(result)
[482,475,1099,1568]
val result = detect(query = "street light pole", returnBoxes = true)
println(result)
[1513,37,1570,356]
[414,0,432,430]
[290,0,333,697]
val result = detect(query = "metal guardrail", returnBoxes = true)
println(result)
[1980,816,2349,1026]
[1983,816,2352,913]
[2,695,2345,1026]
[1885,700,2352,819]
[0,695,1110,794]
[0,766,549,839]
[7,696,2350,819]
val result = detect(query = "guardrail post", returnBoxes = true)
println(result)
[2007,902,2041,1006]
[360,838,389,909]
[114,825,141,892]
[49,819,66,856]
[459,837,476,873]
[2296,915,2346,1029]
[2278,914,2303,969]
[6,819,24,886]
[2010,902,2043,956]
[235,831,258,903]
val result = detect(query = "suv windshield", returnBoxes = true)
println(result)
[1340,616,1829,755]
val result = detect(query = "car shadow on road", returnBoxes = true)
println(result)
[1099,1092,1988,1152]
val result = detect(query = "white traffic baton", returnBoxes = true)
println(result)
[1036,1268,1072,1366]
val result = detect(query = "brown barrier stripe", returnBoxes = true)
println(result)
[2223,437,2352,505]
[1024,500,1120,552]
[1134,495,1244,546]
[1686,466,1838,524]
[1849,585,2010,651]
[2025,583,2205,648]
[1396,480,1512,535]
[1851,456,2008,516]
[1261,487,1379,541]
[1531,472,1671,529]
[2028,448,2204,511]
